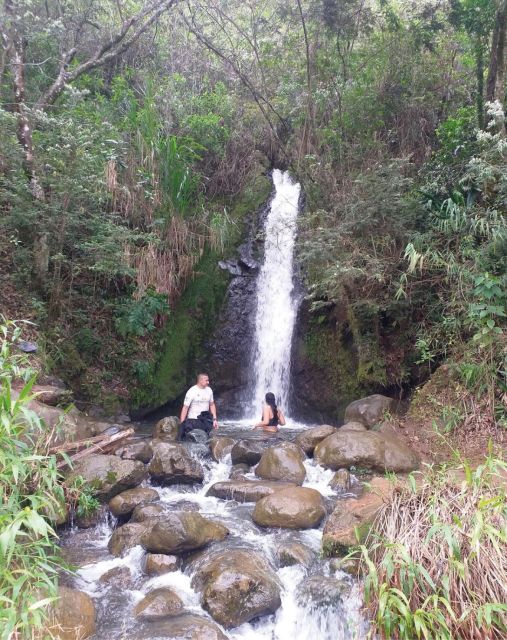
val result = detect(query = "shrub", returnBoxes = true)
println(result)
[360,455,507,639]
[0,320,97,637]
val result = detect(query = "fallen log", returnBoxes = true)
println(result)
[56,428,135,469]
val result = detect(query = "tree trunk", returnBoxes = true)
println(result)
[475,37,485,128]
[486,0,507,104]
[4,0,44,200]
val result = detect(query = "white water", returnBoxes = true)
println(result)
[249,169,301,417]
[70,453,367,640]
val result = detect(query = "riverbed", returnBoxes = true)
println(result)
[59,422,369,639]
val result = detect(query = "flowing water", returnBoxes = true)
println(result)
[60,425,368,640]
[249,169,301,417]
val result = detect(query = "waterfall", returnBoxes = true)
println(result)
[249,169,301,417]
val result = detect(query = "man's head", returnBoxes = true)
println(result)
[196,373,209,388]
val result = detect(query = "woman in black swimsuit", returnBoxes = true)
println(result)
[253,392,286,433]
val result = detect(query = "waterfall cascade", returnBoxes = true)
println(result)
[249,169,301,417]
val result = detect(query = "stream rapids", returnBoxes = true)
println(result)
[59,423,369,640]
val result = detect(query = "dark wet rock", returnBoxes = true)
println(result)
[295,425,338,455]
[255,442,306,485]
[252,487,326,529]
[99,565,133,588]
[141,512,228,554]
[229,463,250,480]
[209,436,236,461]
[114,441,153,463]
[108,522,149,557]
[191,548,281,628]
[339,422,367,433]
[128,614,229,639]
[218,259,243,276]
[143,553,180,576]
[344,394,395,428]
[207,479,297,503]
[297,575,350,606]
[109,487,160,517]
[314,430,419,473]
[134,587,183,620]
[230,439,279,466]
[46,585,96,639]
[329,469,351,491]
[66,455,147,500]
[276,542,315,568]
[148,442,204,485]
[153,416,180,442]
[186,429,209,444]
[74,505,108,529]
[131,503,166,522]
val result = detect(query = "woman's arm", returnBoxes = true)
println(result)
[278,409,286,426]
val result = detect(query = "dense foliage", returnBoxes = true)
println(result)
[0,0,506,420]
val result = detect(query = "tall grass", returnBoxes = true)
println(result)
[360,454,507,639]
[0,320,95,638]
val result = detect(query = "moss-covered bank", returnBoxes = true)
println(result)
[131,171,272,412]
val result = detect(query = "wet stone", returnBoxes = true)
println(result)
[134,587,183,620]
[143,553,179,576]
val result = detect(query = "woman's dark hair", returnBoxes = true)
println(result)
[265,392,278,421]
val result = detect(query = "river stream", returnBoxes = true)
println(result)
[59,424,368,639]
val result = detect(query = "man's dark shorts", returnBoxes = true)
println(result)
[179,411,213,439]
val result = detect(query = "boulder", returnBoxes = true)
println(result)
[108,487,159,517]
[99,566,133,588]
[66,454,147,500]
[252,487,326,529]
[295,425,338,455]
[344,394,394,428]
[255,442,306,485]
[191,549,281,628]
[131,503,166,523]
[322,477,395,552]
[129,614,228,639]
[16,393,97,445]
[231,439,279,466]
[114,441,153,463]
[134,587,183,620]
[297,575,350,606]
[276,542,315,568]
[314,430,419,473]
[75,504,108,529]
[229,463,250,480]
[209,436,236,461]
[339,421,367,433]
[30,384,73,407]
[148,442,204,485]
[329,469,351,491]
[108,522,149,556]
[153,416,180,442]
[47,586,96,640]
[207,479,297,503]
[141,512,228,554]
[143,553,179,576]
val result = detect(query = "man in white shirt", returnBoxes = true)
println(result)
[179,373,218,438]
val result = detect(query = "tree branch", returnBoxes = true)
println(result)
[37,0,179,110]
